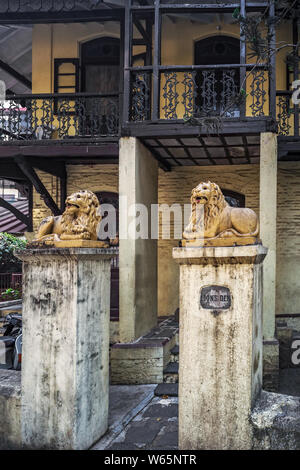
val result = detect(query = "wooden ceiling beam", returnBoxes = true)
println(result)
[14,156,61,216]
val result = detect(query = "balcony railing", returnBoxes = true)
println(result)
[0,87,298,142]
[276,90,300,137]
[128,64,271,123]
[0,93,119,142]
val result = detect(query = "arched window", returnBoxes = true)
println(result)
[81,37,120,94]
[194,36,240,116]
[221,189,245,208]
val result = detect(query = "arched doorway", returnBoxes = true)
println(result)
[194,35,240,116]
[96,191,119,321]
[81,37,120,94]
[80,37,120,135]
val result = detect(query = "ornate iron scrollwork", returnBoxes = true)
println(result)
[130,72,151,121]
[249,69,267,116]
[163,72,179,120]
[3,1,103,12]
[221,69,238,117]
[0,93,119,141]
[277,95,292,136]
[182,71,197,119]
[200,70,217,115]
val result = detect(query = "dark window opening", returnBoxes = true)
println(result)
[194,36,240,117]
[221,189,245,208]
[81,37,120,94]
[96,191,119,321]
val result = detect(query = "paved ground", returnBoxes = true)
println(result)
[93,389,178,450]
[93,368,300,451]
[0,368,299,451]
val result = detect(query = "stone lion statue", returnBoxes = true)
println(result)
[183,181,259,246]
[33,190,116,245]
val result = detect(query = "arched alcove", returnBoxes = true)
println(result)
[80,37,120,94]
[194,35,240,116]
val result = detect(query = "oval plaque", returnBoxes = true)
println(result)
[200,285,231,310]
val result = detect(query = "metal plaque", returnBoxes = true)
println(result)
[200,285,231,310]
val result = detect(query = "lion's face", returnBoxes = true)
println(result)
[191,181,221,206]
[65,190,99,217]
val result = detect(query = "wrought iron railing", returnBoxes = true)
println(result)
[276,90,299,137]
[0,93,119,142]
[0,0,106,13]
[129,64,271,122]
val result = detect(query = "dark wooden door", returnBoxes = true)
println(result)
[80,37,120,135]
[96,191,119,322]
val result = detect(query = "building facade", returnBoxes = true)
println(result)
[0,0,299,388]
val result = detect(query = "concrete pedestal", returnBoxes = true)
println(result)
[16,247,117,450]
[173,245,267,450]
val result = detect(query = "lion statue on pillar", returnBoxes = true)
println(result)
[33,190,118,247]
[182,181,260,247]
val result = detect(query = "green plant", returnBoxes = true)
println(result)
[0,233,27,273]
[0,288,21,301]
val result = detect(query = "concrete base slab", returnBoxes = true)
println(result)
[0,370,21,449]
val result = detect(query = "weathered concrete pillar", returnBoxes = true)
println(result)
[16,247,117,450]
[260,132,279,391]
[260,132,277,339]
[173,245,267,450]
[119,137,158,342]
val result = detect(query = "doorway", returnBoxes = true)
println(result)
[96,191,119,322]
[80,37,120,135]
[194,35,240,116]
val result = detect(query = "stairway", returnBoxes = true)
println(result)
[154,344,179,397]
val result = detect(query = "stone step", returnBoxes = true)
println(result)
[170,345,179,363]
[154,382,178,397]
[163,362,178,383]
[111,315,179,384]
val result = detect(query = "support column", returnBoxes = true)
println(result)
[119,137,158,342]
[173,245,267,450]
[16,247,116,450]
[260,132,279,391]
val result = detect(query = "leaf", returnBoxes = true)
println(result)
[232,7,240,19]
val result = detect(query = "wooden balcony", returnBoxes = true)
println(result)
[0,93,120,143]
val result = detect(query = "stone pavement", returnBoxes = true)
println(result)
[93,387,178,451]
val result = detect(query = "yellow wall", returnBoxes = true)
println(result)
[66,164,118,195]
[32,22,120,93]
[32,170,61,232]
[32,18,291,123]
[32,161,300,318]
[158,164,260,315]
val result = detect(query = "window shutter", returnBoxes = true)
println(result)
[54,58,80,94]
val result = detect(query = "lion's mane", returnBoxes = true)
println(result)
[61,190,101,239]
[191,182,227,231]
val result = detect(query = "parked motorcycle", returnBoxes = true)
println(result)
[0,313,22,370]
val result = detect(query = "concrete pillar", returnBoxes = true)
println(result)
[16,247,117,450]
[173,245,267,450]
[260,132,277,340]
[119,137,158,342]
[260,132,279,391]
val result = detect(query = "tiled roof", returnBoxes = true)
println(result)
[0,200,28,233]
